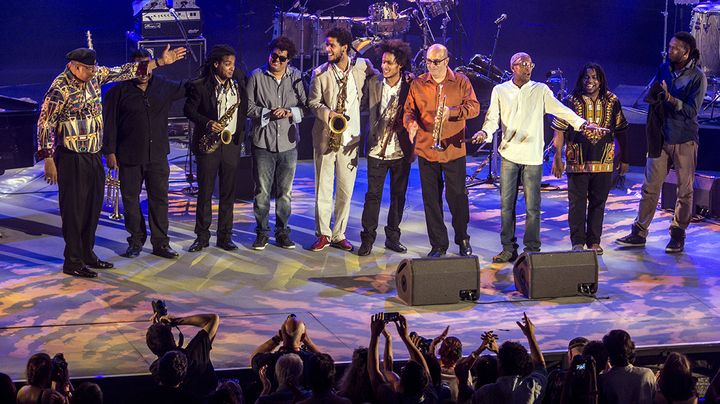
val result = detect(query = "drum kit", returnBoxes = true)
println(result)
[273,0,459,71]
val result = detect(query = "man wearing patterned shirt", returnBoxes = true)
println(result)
[551,63,629,255]
[38,44,186,278]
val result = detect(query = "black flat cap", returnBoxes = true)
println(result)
[66,48,97,65]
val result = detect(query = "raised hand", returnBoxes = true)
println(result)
[371,313,386,338]
[159,44,187,66]
[516,312,536,339]
[394,314,409,338]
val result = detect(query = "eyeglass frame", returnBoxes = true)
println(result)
[425,57,449,66]
[512,61,535,69]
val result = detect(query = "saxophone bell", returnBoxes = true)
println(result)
[220,128,233,145]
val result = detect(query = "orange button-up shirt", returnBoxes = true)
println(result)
[403,68,479,163]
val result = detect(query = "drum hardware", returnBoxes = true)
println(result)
[545,68,567,100]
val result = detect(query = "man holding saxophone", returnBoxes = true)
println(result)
[308,28,376,252]
[185,45,247,253]
[37,41,186,277]
[403,44,480,258]
[358,40,414,257]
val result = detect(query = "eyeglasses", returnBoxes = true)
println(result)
[270,53,289,63]
[512,61,535,69]
[74,63,98,72]
[425,57,448,66]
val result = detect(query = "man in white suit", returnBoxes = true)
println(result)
[308,27,376,252]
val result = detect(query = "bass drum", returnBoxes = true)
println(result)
[691,3,720,77]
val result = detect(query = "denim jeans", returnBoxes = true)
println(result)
[500,158,542,252]
[253,146,297,237]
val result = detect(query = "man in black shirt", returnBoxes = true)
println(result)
[146,312,220,401]
[103,48,186,259]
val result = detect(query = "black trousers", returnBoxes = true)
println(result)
[418,156,470,250]
[55,148,104,269]
[195,145,238,242]
[360,156,411,244]
[567,172,613,246]
[119,160,170,249]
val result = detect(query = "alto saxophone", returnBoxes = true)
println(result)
[431,84,447,151]
[198,81,241,154]
[327,72,349,152]
[377,94,400,158]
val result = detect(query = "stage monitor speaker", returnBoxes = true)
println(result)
[661,169,720,218]
[136,38,206,118]
[513,251,598,299]
[395,256,480,306]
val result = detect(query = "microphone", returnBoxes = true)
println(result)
[169,7,179,17]
[494,13,507,25]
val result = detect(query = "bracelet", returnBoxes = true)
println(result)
[154,57,163,67]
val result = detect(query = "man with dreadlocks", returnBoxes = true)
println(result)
[185,45,248,253]
[551,63,629,255]
[617,31,707,254]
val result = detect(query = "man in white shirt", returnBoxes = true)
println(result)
[308,28,376,252]
[473,52,600,263]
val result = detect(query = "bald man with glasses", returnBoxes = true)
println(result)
[404,44,480,258]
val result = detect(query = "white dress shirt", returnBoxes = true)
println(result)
[481,80,586,165]
[369,78,403,160]
[215,76,238,136]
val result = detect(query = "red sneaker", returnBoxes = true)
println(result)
[330,239,354,252]
[310,236,331,251]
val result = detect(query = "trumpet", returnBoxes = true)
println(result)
[105,168,123,221]
[431,84,447,151]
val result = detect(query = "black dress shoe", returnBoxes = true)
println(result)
[385,240,407,253]
[124,245,142,258]
[152,245,179,259]
[87,260,114,269]
[217,240,238,251]
[63,266,98,278]
[358,242,373,256]
[188,239,209,252]
[427,248,447,258]
[459,239,473,256]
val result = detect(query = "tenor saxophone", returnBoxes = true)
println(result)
[431,84,447,151]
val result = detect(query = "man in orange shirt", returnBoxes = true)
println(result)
[404,44,480,257]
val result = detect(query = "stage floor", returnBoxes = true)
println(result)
[1,149,720,380]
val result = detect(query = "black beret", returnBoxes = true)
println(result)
[66,48,97,65]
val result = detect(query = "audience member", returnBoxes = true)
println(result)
[473,312,548,403]
[337,347,373,404]
[368,313,439,404]
[17,353,52,404]
[655,352,697,404]
[297,353,349,404]
[0,372,17,404]
[256,353,310,404]
[544,336,589,404]
[252,315,320,390]
[207,380,244,404]
[71,382,103,404]
[146,312,220,401]
[600,329,656,404]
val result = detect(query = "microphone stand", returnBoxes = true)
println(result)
[168,8,198,62]
[481,18,505,185]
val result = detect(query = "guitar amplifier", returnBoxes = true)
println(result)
[137,8,203,39]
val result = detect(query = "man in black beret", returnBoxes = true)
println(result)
[37,41,186,278]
